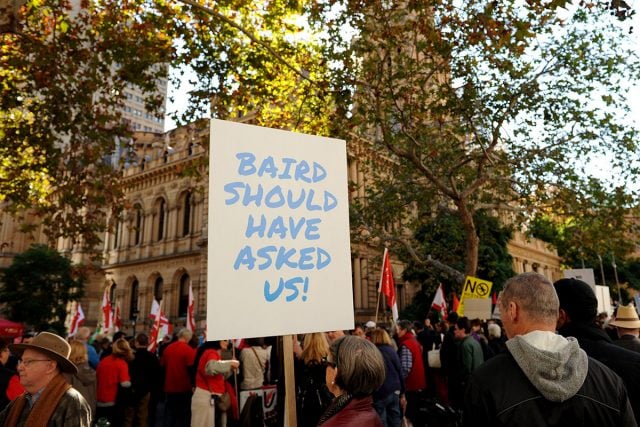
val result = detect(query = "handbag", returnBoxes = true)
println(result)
[427,343,441,368]
[216,391,232,412]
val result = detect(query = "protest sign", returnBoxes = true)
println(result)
[207,119,353,340]
[457,275,493,316]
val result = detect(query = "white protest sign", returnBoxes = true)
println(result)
[207,119,354,340]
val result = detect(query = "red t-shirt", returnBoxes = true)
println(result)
[96,355,130,403]
[161,340,196,393]
[195,349,225,394]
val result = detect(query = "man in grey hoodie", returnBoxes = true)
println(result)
[464,272,636,426]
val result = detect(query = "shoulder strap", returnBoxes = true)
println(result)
[250,347,265,370]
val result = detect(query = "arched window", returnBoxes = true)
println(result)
[154,276,163,301]
[129,279,139,320]
[178,274,190,317]
[182,192,191,237]
[109,283,117,305]
[188,143,194,156]
[163,150,169,163]
[157,198,165,241]
[134,204,143,245]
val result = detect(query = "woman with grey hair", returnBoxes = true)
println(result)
[318,335,385,426]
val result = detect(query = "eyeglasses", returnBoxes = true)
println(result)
[19,359,51,367]
[321,356,336,368]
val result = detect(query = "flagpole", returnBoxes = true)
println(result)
[374,247,388,324]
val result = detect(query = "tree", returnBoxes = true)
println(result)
[529,183,637,268]
[1,0,179,251]
[2,0,639,279]
[307,0,640,283]
[0,244,85,334]
[400,209,514,319]
[1,0,330,253]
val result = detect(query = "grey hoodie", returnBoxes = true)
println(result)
[506,335,588,402]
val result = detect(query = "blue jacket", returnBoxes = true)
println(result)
[374,344,405,400]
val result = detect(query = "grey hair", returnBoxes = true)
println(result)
[501,272,559,323]
[487,323,501,339]
[177,328,193,341]
[330,336,385,397]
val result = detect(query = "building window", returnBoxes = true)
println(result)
[109,283,117,305]
[130,279,139,320]
[182,192,191,237]
[157,198,165,241]
[134,205,143,245]
[178,274,190,317]
[113,221,120,250]
[154,277,163,301]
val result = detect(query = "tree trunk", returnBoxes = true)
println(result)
[456,199,479,279]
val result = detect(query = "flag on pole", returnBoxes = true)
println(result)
[148,301,164,353]
[68,303,85,337]
[101,288,112,332]
[186,282,196,333]
[149,299,171,352]
[378,248,398,322]
[431,284,448,320]
[453,293,460,314]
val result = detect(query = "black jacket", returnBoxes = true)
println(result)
[559,322,640,421]
[465,352,636,427]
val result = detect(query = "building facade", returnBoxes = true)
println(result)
[0,120,562,333]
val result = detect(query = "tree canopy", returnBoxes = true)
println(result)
[2,0,639,280]
[309,0,640,281]
[0,244,85,334]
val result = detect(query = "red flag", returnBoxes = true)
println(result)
[378,248,398,322]
[68,303,85,337]
[431,284,448,320]
[492,291,498,305]
[101,288,112,331]
[452,293,460,313]
[186,282,196,333]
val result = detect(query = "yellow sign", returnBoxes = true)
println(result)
[462,276,493,299]
[456,276,493,317]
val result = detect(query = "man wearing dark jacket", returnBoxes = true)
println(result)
[465,273,635,426]
[125,333,162,427]
[555,277,640,422]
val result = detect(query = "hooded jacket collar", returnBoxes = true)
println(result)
[506,331,588,402]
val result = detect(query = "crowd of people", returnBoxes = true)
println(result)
[0,271,639,426]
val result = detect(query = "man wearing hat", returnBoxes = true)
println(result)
[611,304,640,353]
[554,277,640,421]
[0,332,91,426]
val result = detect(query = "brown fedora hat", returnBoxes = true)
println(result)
[610,304,640,329]
[10,332,77,374]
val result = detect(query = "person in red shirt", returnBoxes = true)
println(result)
[96,337,133,425]
[192,340,239,427]
[161,329,196,427]
[0,339,23,411]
